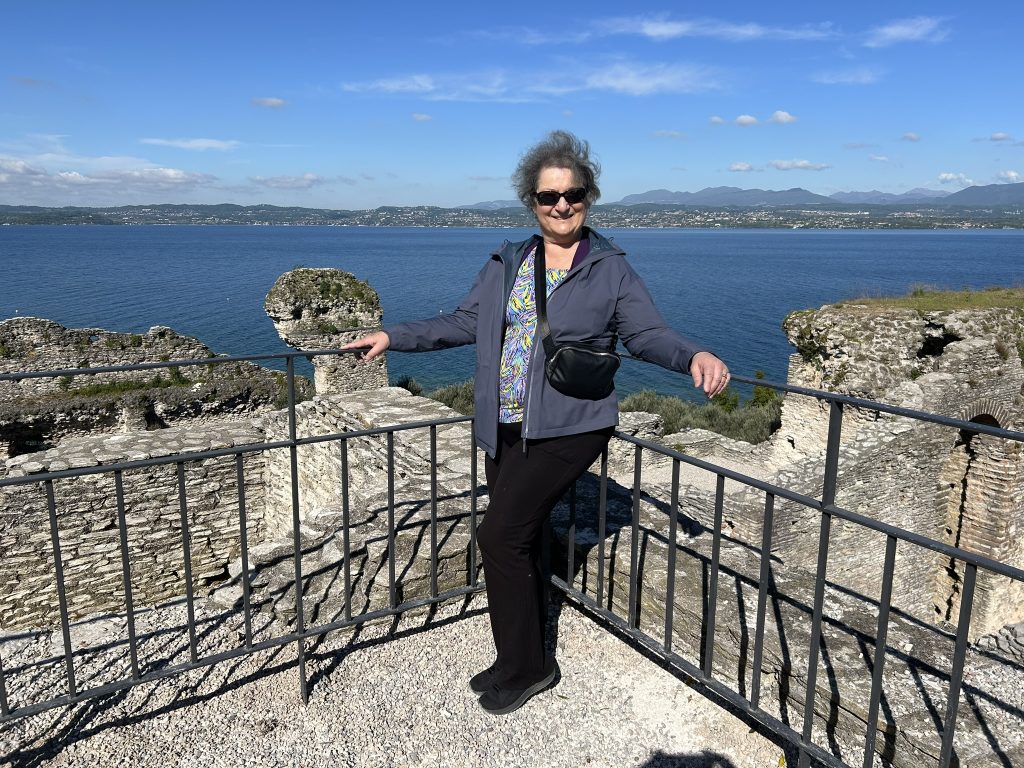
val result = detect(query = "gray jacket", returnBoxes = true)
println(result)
[384,228,708,457]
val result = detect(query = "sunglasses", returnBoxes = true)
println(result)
[533,187,587,206]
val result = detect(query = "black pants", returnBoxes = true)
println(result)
[477,422,612,689]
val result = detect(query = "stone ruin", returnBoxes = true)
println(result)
[2,285,1023,767]
[264,268,388,395]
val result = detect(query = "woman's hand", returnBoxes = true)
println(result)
[690,351,730,398]
[340,331,391,361]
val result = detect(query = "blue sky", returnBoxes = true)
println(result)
[2,2,1021,208]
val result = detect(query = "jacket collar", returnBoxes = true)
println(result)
[494,226,624,269]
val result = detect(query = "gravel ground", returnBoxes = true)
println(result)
[1,595,786,768]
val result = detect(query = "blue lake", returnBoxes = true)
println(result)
[1,226,1021,400]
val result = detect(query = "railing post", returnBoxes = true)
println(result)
[939,562,977,768]
[234,455,253,648]
[45,479,77,698]
[341,439,353,622]
[597,446,609,608]
[664,460,680,654]
[702,474,725,678]
[387,431,397,609]
[628,444,643,629]
[286,355,309,704]
[798,399,843,768]
[469,421,479,588]
[429,425,439,599]
[750,492,775,708]
[114,470,141,677]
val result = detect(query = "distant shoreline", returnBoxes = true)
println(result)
[1,202,1023,230]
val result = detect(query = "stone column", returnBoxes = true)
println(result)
[264,268,388,395]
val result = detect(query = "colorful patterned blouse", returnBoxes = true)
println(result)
[498,245,568,423]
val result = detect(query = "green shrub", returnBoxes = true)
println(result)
[621,389,782,444]
[395,375,423,396]
[428,379,475,415]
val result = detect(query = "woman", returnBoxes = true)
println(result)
[342,131,729,715]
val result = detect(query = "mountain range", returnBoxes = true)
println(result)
[463,182,1024,209]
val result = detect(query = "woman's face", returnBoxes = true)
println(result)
[532,166,588,246]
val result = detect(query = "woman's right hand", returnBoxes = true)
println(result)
[340,331,390,361]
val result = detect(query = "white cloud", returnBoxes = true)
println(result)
[596,15,835,42]
[812,67,881,85]
[768,110,797,124]
[0,157,47,181]
[653,129,685,139]
[582,63,717,96]
[869,154,890,162]
[729,162,754,172]
[991,132,1013,142]
[249,173,326,190]
[902,132,921,142]
[938,172,974,186]
[343,62,717,101]
[770,159,830,171]
[141,138,240,151]
[997,170,1021,183]
[0,156,217,203]
[735,114,758,126]
[412,113,433,121]
[252,97,287,109]
[865,17,948,48]
[709,115,725,125]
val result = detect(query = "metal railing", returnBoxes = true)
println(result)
[0,350,482,724]
[1,354,1023,768]
[552,371,1024,768]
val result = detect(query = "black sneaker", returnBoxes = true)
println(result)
[478,663,558,715]
[468,664,499,694]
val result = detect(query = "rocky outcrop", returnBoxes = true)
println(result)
[264,268,387,394]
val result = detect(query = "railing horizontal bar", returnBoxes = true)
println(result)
[611,432,1024,583]
[552,576,849,768]
[6,351,1017,442]
[0,349,370,382]
[293,416,472,447]
[0,416,473,489]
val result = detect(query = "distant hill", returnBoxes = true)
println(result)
[617,186,834,206]
[829,188,950,204]
[943,182,1024,205]
[458,200,521,210]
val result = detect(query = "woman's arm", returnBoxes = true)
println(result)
[341,258,496,359]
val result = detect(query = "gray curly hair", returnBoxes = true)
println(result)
[511,130,601,208]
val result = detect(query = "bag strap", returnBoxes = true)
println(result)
[533,240,559,359]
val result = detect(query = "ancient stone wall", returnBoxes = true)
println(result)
[740,304,1024,639]
[0,422,265,630]
[258,387,476,539]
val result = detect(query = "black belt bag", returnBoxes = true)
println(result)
[534,241,620,400]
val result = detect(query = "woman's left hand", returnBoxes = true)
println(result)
[690,351,730,398]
